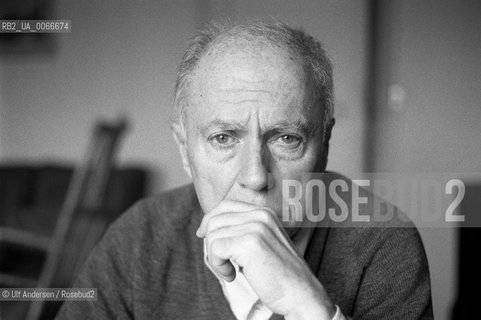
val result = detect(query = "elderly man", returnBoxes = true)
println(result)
[57,21,432,319]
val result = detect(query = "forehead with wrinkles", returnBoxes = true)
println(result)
[185,39,317,122]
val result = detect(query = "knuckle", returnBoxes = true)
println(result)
[210,238,226,255]
[205,231,215,245]
[206,228,224,246]
[244,232,263,249]
[257,208,274,227]
[210,239,221,255]
[218,200,233,212]
[251,221,267,235]
[205,215,220,234]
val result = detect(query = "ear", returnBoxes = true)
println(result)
[319,118,335,172]
[171,122,193,179]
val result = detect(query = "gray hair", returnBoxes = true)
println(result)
[174,20,334,136]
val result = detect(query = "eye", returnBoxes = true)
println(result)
[276,134,302,148]
[208,133,237,148]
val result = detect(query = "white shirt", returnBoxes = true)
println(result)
[203,227,346,320]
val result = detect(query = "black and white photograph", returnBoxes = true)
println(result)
[0,1,480,319]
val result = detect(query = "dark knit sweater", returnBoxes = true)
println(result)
[57,184,433,319]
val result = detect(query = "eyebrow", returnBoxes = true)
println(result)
[199,118,317,138]
[264,120,317,138]
[198,119,248,135]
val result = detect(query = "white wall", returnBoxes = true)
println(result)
[0,0,367,194]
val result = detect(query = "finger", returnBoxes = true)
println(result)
[202,211,298,260]
[203,209,276,237]
[209,237,236,281]
[206,223,263,278]
[209,232,271,280]
[206,222,291,281]
[206,222,273,247]
[197,200,262,236]
[202,209,297,255]
[210,257,235,282]
[207,223,271,281]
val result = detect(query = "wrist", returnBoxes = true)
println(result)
[285,303,336,320]
[284,287,336,320]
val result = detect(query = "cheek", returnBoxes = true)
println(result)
[273,146,321,179]
[188,142,240,212]
[268,145,321,204]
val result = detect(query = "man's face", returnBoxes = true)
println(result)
[175,44,328,228]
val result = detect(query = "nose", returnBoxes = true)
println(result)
[237,139,269,192]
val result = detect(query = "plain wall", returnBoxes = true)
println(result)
[0,0,367,194]
[374,1,481,319]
